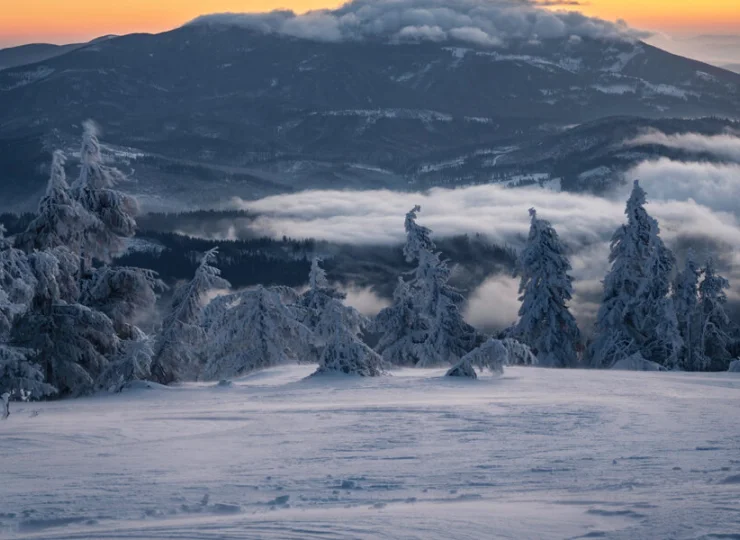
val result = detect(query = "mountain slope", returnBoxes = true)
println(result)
[0,25,739,210]
[0,43,82,71]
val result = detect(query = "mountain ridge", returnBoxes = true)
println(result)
[0,24,739,211]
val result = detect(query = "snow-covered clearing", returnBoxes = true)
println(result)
[2,366,740,539]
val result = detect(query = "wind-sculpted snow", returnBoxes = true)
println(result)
[1,366,739,539]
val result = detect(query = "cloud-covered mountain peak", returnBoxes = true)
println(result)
[186,0,649,48]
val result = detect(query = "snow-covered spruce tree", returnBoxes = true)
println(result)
[589,180,679,368]
[97,329,154,392]
[0,230,37,339]
[672,250,702,370]
[501,338,538,366]
[696,258,734,371]
[16,151,95,254]
[0,345,56,400]
[9,248,119,396]
[81,265,164,337]
[446,339,510,379]
[375,206,478,367]
[72,121,137,264]
[204,285,314,380]
[12,300,119,397]
[635,225,682,368]
[513,208,581,368]
[418,252,479,366]
[372,277,430,367]
[151,248,230,384]
[296,257,367,351]
[312,302,384,377]
[309,256,329,290]
[403,205,435,262]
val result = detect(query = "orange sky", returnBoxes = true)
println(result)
[2,0,740,47]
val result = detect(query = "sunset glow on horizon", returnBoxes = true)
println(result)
[2,0,739,47]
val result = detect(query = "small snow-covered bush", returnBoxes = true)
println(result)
[312,305,384,377]
[501,338,537,366]
[313,330,384,377]
[97,333,154,393]
[446,339,509,379]
[728,359,740,373]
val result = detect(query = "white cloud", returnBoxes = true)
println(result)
[397,25,448,43]
[464,275,520,331]
[341,285,390,316]
[233,185,622,247]
[626,158,740,215]
[626,131,740,163]
[232,177,740,330]
[187,0,647,47]
[233,180,740,254]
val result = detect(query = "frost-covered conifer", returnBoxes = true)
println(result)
[403,205,435,262]
[97,330,154,392]
[376,206,477,367]
[297,258,367,349]
[151,248,230,384]
[312,303,384,377]
[0,345,57,400]
[7,247,118,396]
[204,285,314,379]
[424,256,479,365]
[72,121,138,263]
[0,235,37,337]
[501,338,537,366]
[673,250,702,370]
[513,208,581,367]
[589,181,678,368]
[16,151,95,254]
[637,230,681,367]
[372,277,429,366]
[446,339,509,379]
[309,256,329,290]
[13,302,119,396]
[81,266,164,336]
[696,258,733,370]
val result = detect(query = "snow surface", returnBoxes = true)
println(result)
[611,355,665,372]
[2,366,740,539]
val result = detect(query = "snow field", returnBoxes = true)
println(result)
[2,366,740,539]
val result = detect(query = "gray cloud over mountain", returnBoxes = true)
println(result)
[188,0,647,47]
[626,131,740,164]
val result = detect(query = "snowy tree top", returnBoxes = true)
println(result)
[309,257,329,290]
[627,179,647,210]
[46,151,69,196]
[403,205,435,263]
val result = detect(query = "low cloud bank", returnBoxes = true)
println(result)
[233,166,740,330]
[188,0,646,47]
[341,285,391,316]
[626,131,740,164]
